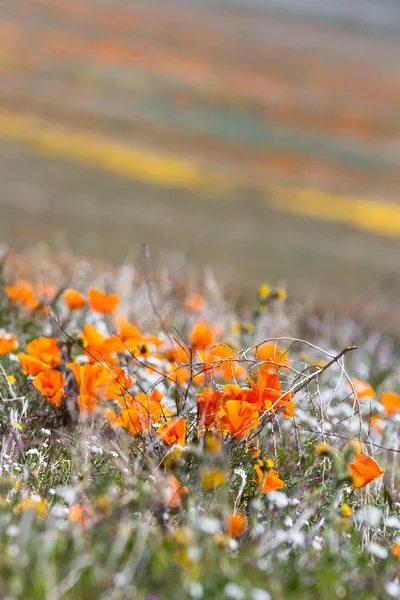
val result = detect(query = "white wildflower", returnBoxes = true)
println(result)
[26,449,40,457]
[51,505,69,518]
[366,542,388,559]
[386,516,400,529]
[336,586,346,598]
[252,523,265,536]
[224,583,245,599]
[355,506,382,527]
[56,486,76,505]
[312,538,323,551]
[189,582,204,599]
[284,516,293,528]
[267,491,289,508]
[197,517,220,535]
[6,525,19,537]
[386,581,400,598]
[113,573,127,588]
[228,539,239,551]
[287,531,305,547]
[251,590,271,600]
[188,547,201,562]
[8,545,19,558]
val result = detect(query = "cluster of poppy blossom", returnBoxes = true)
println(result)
[0,278,389,496]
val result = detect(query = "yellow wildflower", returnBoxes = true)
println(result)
[204,434,222,454]
[259,284,271,299]
[316,442,333,456]
[349,438,363,455]
[276,288,287,302]
[18,496,48,519]
[201,469,226,490]
[341,503,352,517]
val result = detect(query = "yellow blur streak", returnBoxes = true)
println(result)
[268,186,400,238]
[0,110,209,189]
[0,108,399,238]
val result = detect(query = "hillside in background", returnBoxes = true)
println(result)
[0,0,399,326]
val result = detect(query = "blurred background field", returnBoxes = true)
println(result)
[0,0,400,326]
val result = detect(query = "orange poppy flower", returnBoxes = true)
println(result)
[279,399,295,418]
[88,288,120,314]
[223,383,247,401]
[77,394,100,416]
[143,334,163,348]
[115,315,142,343]
[82,324,124,364]
[17,353,53,376]
[113,389,171,428]
[254,342,289,371]
[6,279,39,311]
[100,335,125,364]
[63,288,87,311]
[227,513,247,538]
[245,372,294,417]
[156,417,187,447]
[6,280,25,302]
[196,388,224,429]
[163,475,189,508]
[351,379,375,400]
[108,406,150,435]
[167,365,192,385]
[68,362,109,398]
[68,362,114,415]
[164,342,191,384]
[126,342,150,360]
[184,293,204,312]
[370,415,385,434]
[392,544,400,559]
[245,372,276,412]
[348,454,384,488]
[106,367,133,402]
[68,504,94,528]
[218,400,259,439]
[101,334,125,358]
[32,369,66,407]
[189,322,215,350]
[380,391,400,416]
[26,337,61,369]
[0,332,18,355]
[137,390,172,422]
[125,334,162,359]
[82,324,106,362]
[165,343,190,365]
[37,283,57,302]
[255,465,285,494]
[208,345,244,380]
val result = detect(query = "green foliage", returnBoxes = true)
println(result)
[0,270,399,599]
